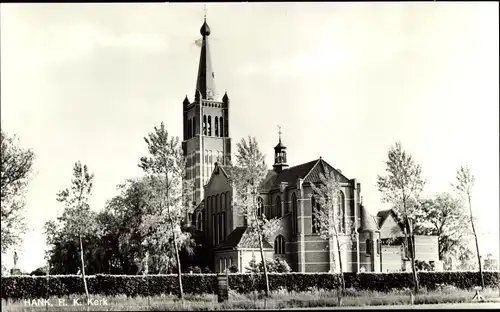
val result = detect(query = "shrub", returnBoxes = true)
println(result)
[1,271,499,300]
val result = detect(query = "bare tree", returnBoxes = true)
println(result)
[139,122,195,301]
[230,136,281,297]
[377,142,425,294]
[310,169,356,303]
[1,129,35,254]
[453,165,484,289]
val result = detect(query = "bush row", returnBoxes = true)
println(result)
[2,271,498,299]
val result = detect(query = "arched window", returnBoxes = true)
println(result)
[276,196,282,218]
[292,193,298,234]
[187,119,191,138]
[208,116,212,136]
[192,117,196,137]
[257,197,264,217]
[214,117,219,136]
[337,191,346,233]
[274,235,286,255]
[220,117,224,137]
[203,115,207,135]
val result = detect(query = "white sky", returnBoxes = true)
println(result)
[1,3,498,272]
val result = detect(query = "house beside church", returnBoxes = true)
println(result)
[180,17,438,273]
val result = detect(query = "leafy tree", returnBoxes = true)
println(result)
[414,193,471,269]
[453,165,484,288]
[310,169,357,296]
[1,129,35,254]
[47,161,99,303]
[259,258,292,273]
[138,122,195,301]
[30,266,49,276]
[230,136,281,297]
[377,142,425,294]
[245,253,260,274]
[483,253,499,271]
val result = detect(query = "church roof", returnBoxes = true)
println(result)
[216,226,273,250]
[219,158,351,193]
[376,209,393,228]
[359,204,380,232]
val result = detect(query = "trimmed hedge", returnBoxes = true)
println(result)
[1,271,499,300]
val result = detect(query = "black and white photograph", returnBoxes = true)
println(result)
[1,2,499,311]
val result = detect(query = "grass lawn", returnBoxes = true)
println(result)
[2,286,499,311]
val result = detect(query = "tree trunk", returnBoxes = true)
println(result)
[407,219,419,293]
[79,235,90,305]
[258,232,270,297]
[336,235,345,306]
[468,195,485,289]
[336,236,345,292]
[172,230,184,301]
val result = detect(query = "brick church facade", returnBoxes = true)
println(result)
[181,18,439,273]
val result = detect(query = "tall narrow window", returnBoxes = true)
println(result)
[257,197,264,217]
[197,213,203,231]
[220,117,224,137]
[205,150,208,177]
[337,191,346,233]
[212,214,216,245]
[187,119,191,138]
[208,116,212,136]
[215,117,219,136]
[292,193,298,234]
[312,197,318,234]
[274,235,286,254]
[366,239,372,255]
[221,211,226,242]
[203,115,207,135]
[217,212,222,245]
[276,196,282,218]
[192,117,196,136]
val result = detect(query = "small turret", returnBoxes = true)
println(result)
[273,126,289,173]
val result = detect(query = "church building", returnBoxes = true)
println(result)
[181,18,438,273]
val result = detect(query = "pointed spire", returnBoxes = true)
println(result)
[195,9,217,102]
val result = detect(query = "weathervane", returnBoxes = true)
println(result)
[278,125,282,142]
[204,4,207,21]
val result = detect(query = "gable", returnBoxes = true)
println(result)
[205,165,231,194]
[303,159,350,184]
[379,213,404,239]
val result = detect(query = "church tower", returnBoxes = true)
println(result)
[273,127,289,173]
[182,17,232,206]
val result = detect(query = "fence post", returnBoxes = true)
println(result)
[217,273,228,303]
